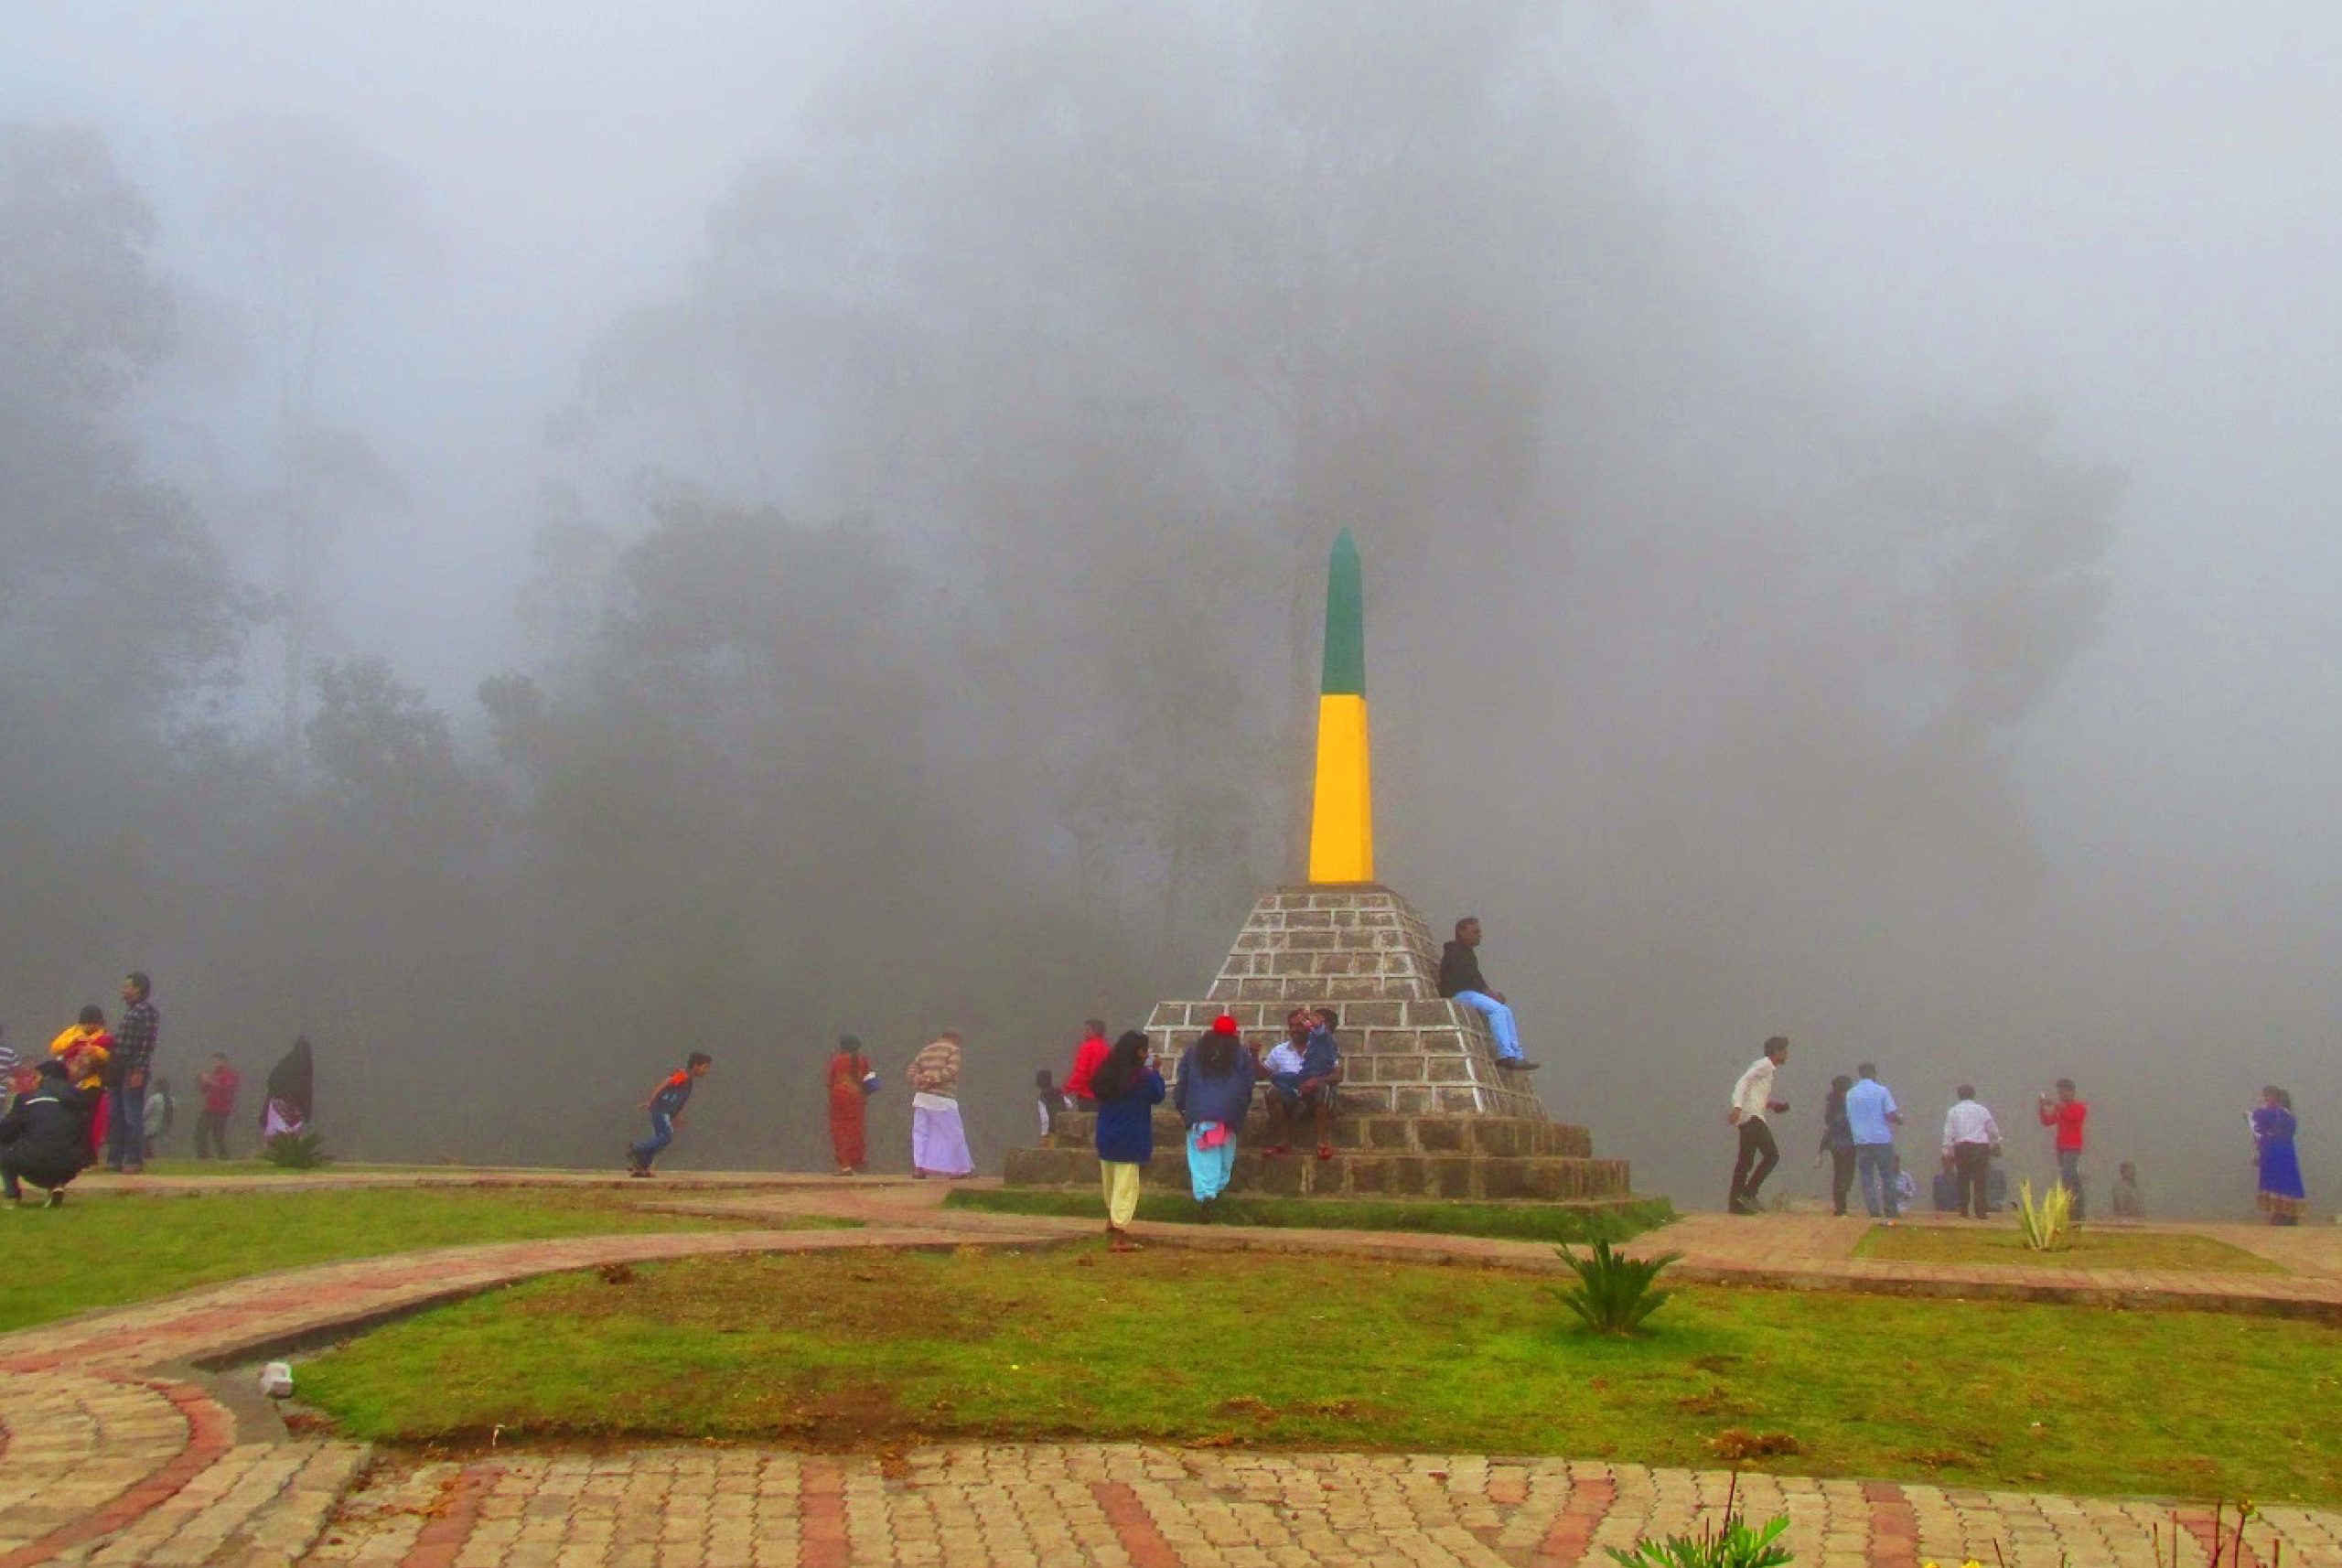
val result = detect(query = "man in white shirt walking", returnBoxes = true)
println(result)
[1725,1036,1792,1214]
[1940,1084,2004,1219]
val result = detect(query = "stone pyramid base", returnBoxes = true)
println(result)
[1003,883,1632,1205]
[1004,1109,1633,1202]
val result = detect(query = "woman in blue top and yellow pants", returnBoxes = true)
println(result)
[1091,1030,1165,1252]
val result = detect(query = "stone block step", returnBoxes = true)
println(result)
[1002,1144,1633,1202]
[1044,1110,1590,1159]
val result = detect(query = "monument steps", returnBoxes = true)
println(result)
[1002,1143,1633,1202]
[1041,1108,1593,1159]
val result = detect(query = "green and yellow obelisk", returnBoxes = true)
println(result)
[1307,529,1374,883]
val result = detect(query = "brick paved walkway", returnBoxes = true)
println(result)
[5,1174,2338,1565]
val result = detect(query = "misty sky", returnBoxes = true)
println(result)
[6,2,2337,1207]
[13,2,2337,860]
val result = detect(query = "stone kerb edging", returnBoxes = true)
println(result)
[0,1220,1059,1567]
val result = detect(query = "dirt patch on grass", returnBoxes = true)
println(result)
[510,1251,1024,1341]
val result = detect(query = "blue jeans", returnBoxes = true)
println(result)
[2057,1149,2085,1219]
[1451,991,1522,1060]
[1187,1125,1239,1201]
[629,1111,674,1169]
[1854,1144,1897,1218]
[108,1081,148,1168]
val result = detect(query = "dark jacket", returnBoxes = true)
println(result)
[1820,1089,1853,1154]
[1176,1048,1256,1129]
[0,1075,97,1172]
[1437,940,1489,999]
[1094,1069,1166,1164]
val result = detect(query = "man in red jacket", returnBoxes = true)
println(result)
[2038,1078,2088,1219]
[1063,1018,1110,1110]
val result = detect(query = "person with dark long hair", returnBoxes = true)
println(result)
[2252,1086,2304,1226]
[1176,1015,1257,1214]
[1090,1029,1165,1251]
[827,1035,872,1175]
[1818,1074,1855,1217]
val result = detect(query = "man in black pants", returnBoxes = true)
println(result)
[1,1060,97,1208]
[1725,1036,1791,1214]
[1940,1084,2004,1219]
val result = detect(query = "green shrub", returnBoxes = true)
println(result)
[2015,1179,2074,1251]
[1554,1238,1681,1335]
[1606,1510,1793,1568]
[262,1133,334,1170]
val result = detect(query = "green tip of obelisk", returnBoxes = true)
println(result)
[1320,529,1365,696]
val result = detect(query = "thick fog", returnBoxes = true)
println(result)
[4,1,2334,1211]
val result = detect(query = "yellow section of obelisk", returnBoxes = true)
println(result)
[1307,693,1374,883]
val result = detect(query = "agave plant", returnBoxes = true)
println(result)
[261,1132,334,1170]
[1554,1238,1682,1335]
[2014,1179,2074,1251]
[1607,1477,1795,1567]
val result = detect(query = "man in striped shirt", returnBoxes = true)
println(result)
[907,1031,976,1178]
[107,973,159,1175]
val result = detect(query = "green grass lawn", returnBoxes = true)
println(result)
[300,1246,2342,1504]
[1855,1224,2283,1273]
[0,1187,761,1333]
[945,1187,1675,1244]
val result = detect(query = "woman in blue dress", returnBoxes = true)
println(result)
[2251,1086,2304,1226]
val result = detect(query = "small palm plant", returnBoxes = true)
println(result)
[262,1132,333,1170]
[1554,1238,1682,1335]
[2014,1179,2074,1251]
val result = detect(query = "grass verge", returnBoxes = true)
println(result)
[1854,1224,2283,1273]
[0,1187,760,1332]
[300,1246,2342,1504]
[944,1187,1674,1244]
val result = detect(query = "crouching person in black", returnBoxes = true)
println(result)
[1,1059,97,1208]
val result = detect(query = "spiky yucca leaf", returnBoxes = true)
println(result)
[2014,1179,2073,1251]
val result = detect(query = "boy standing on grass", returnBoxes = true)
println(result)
[2038,1077,2089,1219]
[195,1054,240,1159]
[628,1052,711,1176]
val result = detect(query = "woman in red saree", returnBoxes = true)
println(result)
[827,1035,871,1175]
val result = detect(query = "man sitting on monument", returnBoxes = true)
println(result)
[1260,1006,1343,1160]
[1438,918,1537,1069]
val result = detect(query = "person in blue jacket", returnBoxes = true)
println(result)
[1175,1015,1257,1215]
[1090,1029,1165,1252]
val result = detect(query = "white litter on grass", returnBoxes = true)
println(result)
[258,1361,294,1399]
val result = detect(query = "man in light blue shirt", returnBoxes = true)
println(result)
[1843,1062,1903,1219]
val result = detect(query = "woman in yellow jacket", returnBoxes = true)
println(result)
[49,1006,112,1159]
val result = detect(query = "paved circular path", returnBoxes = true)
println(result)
[5,1172,2337,1567]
